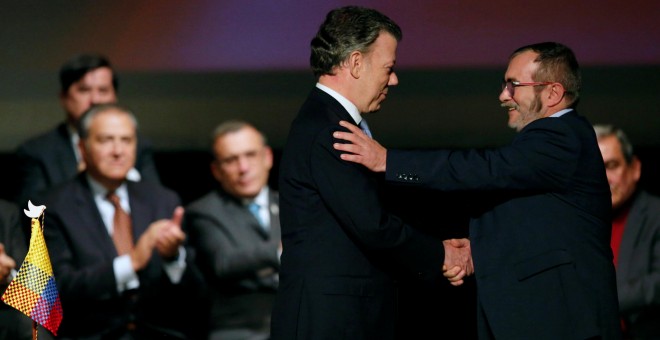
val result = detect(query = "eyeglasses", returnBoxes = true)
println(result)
[501,81,554,97]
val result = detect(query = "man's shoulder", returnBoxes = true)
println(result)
[635,191,660,212]
[17,123,68,156]
[186,189,234,213]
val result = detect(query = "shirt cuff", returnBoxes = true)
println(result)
[113,254,139,293]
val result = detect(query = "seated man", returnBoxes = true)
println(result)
[15,53,159,206]
[42,103,205,339]
[184,120,280,340]
[595,124,660,339]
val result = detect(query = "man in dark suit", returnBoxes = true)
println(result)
[271,6,472,340]
[595,124,660,339]
[42,103,205,339]
[15,53,159,206]
[0,199,32,340]
[334,42,621,339]
[185,120,280,340]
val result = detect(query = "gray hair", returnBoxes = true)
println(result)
[593,124,634,164]
[211,120,267,148]
[78,103,138,139]
[310,6,401,77]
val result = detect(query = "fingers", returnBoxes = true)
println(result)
[171,206,184,227]
[339,120,365,135]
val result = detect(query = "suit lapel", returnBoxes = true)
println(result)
[75,176,118,260]
[127,182,152,241]
[55,123,80,181]
[618,193,647,277]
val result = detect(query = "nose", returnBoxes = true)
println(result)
[237,156,250,173]
[90,91,104,104]
[388,72,398,86]
[499,86,511,102]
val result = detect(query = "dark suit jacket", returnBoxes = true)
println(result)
[185,187,280,335]
[42,174,205,339]
[0,199,32,340]
[387,111,621,339]
[15,122,160,205]
[616,190,660,338]
[271,88,445,340]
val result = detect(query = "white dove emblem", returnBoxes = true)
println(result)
[24,200,46,218]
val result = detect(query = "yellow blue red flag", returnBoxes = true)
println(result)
[2,211,63,335]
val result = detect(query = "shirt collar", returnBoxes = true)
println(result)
[242,186,269,207]
[316,83,362,125]
[86,174,129,209]
[549,108,573,118]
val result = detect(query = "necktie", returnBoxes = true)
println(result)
[359,119,373,138]
[248,202,268,231]
[107,192,134,255]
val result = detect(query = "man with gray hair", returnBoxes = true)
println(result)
[185,120,280,340]
[42,103,205,339]
[595,124,660,339]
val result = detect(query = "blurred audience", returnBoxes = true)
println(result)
[15,53,159,206]
[595,124,660,339]
[42,104,205,339]
[184,120,280,340]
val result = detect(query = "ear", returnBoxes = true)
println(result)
[631,156,642,182]
[264,146,274,171]
[347,51,363,79]
[210,161,224,183]
[545,83,566,107]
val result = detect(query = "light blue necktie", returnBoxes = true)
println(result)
[359,119,373,138]
[248,202,268,231]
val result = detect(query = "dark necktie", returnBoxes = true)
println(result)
[107,192,133,255]
[359,119,373,138]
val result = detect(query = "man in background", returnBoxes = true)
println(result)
[185,120,280,340]
[15,53,159,206]
[595,124,660,339]
[43,103,204,339]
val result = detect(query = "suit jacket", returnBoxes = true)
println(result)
[184,187,280,335]
[616,190,660,338]
[271,88,445,340]
[42,174,205,339]
[387,111,621,339]
[15,122,160,205]
[0,199,32,340]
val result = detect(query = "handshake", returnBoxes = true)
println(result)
[442,238,473,286]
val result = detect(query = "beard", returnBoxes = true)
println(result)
[502,93,544,131]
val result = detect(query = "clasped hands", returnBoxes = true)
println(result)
[442,238,473,286]
[130,207,186,271]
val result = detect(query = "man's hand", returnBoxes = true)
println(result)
[155,207,186,260]
[0,243,16,283]
[442,238,473,286]
[332,120,388,172]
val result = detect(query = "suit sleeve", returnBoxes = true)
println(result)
[617,198,660,314]
[386,118,581,193]
[185,211,278,280]
[310,126,445,279]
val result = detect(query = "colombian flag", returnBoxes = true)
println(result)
[2,217,63,335]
